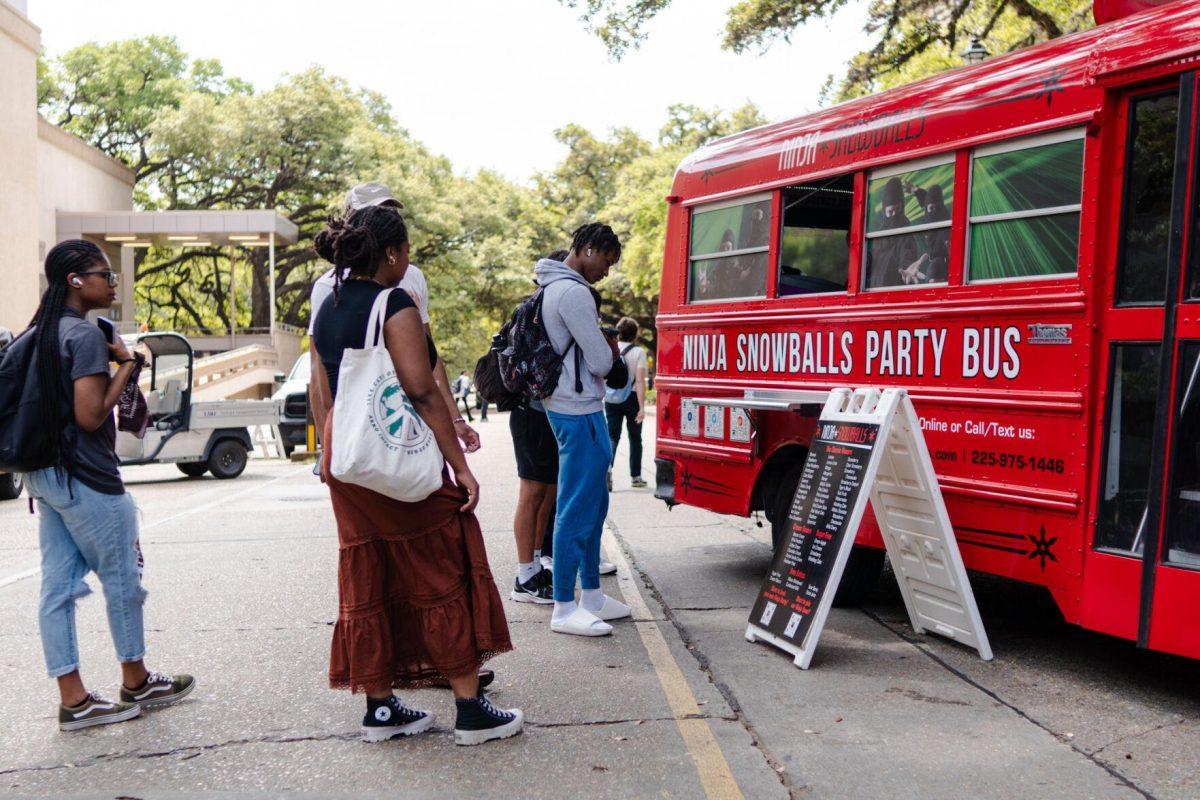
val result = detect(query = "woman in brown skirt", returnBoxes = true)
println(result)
[310,205,521,746]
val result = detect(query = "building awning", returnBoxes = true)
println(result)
[56,209,299,248]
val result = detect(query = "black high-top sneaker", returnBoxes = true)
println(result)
[362,695,435,743]
[453,694,524,746]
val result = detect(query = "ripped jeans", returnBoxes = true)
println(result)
[25,469,146,678]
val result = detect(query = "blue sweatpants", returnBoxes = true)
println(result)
[546,410,612,603]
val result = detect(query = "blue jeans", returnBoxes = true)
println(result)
[547,411,611,603]
[25,469,146,678]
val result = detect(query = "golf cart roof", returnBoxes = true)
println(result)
[133,332,193,358]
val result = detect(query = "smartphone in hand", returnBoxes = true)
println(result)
[97,316,116,345]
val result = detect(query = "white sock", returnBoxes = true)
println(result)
[553,600,578,622]
[533,549,542,561]
[517,561,539,584]
[580,588,605,612]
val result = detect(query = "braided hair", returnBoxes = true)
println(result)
[313,205,409,301]
[569,222,621,261]
[30,239,108,472]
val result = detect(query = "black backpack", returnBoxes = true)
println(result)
[0,329,57,473]
[473,330,521,412]
[497,289,581,400]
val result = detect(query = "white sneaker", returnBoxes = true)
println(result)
[551,606,612,637]
[599,560,617,576]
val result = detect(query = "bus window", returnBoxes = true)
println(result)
[1097,344,1161,555]
[1119,91,1180,304]
[778,175,853,296]
[967,130,1084,282]
[688,195,771,302]
[863,158,953,289]
[1167,344,1200,567]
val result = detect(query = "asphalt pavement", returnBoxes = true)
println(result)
[0,412,1195,799]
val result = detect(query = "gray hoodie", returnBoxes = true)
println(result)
[535,258,613,416]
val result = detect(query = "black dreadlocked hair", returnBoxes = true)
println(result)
[313,205,409,301]
[569,222,621,261]
[30,239,109,473]
[545,249,569,262]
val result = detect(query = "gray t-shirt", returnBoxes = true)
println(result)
[58,310,123,495]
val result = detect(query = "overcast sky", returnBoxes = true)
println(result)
[31,0,870,182]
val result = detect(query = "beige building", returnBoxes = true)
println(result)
[0,0,135,333]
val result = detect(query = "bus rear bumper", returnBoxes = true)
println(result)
[654,458,677,508]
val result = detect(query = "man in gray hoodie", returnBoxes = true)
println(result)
[536,223,632,637]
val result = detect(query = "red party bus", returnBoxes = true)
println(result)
[652,0,1200,659]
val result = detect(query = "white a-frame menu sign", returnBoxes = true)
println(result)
[746,387,992,669]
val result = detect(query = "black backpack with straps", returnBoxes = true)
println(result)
[0,329,58,473]
[496,288,581,400]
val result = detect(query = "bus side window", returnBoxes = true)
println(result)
[688,195,771,303]
[863,158,954,290]
[1120,91,1179,304]
[966,130,1084,283]
[778,175,853,296]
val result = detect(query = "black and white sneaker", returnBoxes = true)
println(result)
[454,694,524,746]
[58,691,141,731]
[510,568,554,605]
[119,671,195,709]
[362,695,436,743]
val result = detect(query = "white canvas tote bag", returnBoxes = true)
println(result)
[329,288,444,502]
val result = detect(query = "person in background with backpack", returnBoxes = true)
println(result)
[536,224,632,637]
[311,206,521,746]
[605,317,649,490]
[452,370,475,422]
[18,240,194,731]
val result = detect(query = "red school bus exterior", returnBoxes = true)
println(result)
[652,0,1200,659]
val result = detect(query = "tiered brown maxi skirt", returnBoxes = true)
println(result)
[323,417,512,692]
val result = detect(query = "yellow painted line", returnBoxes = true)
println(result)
[604,522,745,800]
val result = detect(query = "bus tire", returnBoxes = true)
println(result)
[770,463,884,606]
[177,462,208,478]
[207,440,248,480]
[0,472,23,500]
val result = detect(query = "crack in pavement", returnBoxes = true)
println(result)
[2,716,744,778]
[0,732,363,777]
[608,519,808,800]
[1088,717,1188,758]
[861,607,1158,800]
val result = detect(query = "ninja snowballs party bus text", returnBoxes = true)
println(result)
[652,0,1200,660]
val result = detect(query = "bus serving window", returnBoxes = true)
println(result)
[688,195,771,302]
[967,131,1084,282]
[779,176,853,296]
[863,159,953,289]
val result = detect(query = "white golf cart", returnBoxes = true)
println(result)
[116,332,281,480]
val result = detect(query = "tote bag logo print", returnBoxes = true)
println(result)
[369,373,434,454]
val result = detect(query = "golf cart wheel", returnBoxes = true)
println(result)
[177,462,208,478]
[208,440,248,480]
[770,463,884,607]
[0,472,23,500]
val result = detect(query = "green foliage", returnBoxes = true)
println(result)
[38,36,762,375]
[560,0,1093,99]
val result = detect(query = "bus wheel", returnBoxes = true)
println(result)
[769,464,884,606]
[208,440,248,480]
[177,462,208,478]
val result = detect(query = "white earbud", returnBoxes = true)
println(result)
[587,249,593,257]
[71,278,83,287]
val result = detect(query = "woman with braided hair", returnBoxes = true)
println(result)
[311,204,520,746]
[21,239,194,731]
